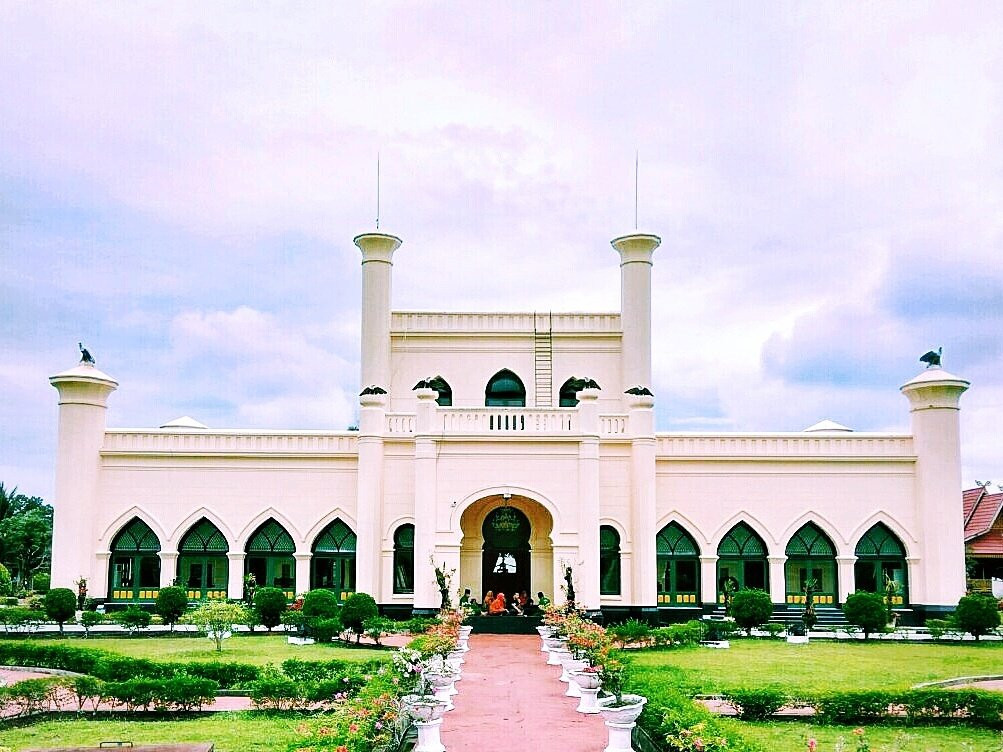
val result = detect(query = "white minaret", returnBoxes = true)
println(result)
[900,364,969,616]
[49,360,118,591]
[611,233,661,396]
[354,232,402,392]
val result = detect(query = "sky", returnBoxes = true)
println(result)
[1,2,1001,501]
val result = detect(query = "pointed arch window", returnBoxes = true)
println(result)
[599,526,621,595]
[485,369,526,407]
[393,524,415,594]
[245,519,296,598]
[785,523,837,605]
[716,522,768,602]
[108,518,161,602]
[178,519,229,600]
[656,522,700,605]
[559,378,580,407]
[854,523,908,604]
[311,519,357,597]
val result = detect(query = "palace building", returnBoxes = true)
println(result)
[49,230,970,622]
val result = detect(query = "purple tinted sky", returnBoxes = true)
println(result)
[2,3,1001,500]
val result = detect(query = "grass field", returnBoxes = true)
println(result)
[1,635,388,665]
[718,719,1003,752]
[0,713,311,752]
[631,640,1003,693]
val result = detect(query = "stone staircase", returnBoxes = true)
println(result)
[706,605,849,629]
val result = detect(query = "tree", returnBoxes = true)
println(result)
[155,586,189,631]
[79,610,103,637]
[842,591,888,639]
[184,601,248,652]
[253,587,287,631]
[954,593,1001,641]
[44,588,76,634]
[117,606,152,635]
[341,592,378,643]
[302,589,341,621]
[0,483,52,588]
[730,589,773,635]
[0,562,12,597]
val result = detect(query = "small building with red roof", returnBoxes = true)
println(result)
[965,485,1003,590]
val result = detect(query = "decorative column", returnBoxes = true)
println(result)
[294,552,312,595]
[768,556,787,605]
[227,553,245,599]
[159,551,178,588]
[355,391,387,598]
[627,392,657,614]
[611,233,660,403]
[699,555,718,607]
[355,232,401,392]
[836,556,856,603]
[577,387,601,611]
[49,361,118,592]
[413,387,440,613]
[900,365,970,617]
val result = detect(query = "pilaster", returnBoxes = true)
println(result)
[413,388,440,611]
[768,556,787,604]
[355,392,388,598]
[627,393,657,609]
[836,556,856,603]
[294,553,312,595]
[159,551,179,588]
[227,552,245,599]
[699,555,718,606]
[577,387,601,609]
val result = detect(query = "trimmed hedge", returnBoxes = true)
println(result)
[0,675,218,714]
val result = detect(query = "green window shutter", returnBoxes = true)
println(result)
[112,518,161,553]
[179,519,229,553]
[657,522,699,556]
[786,524,834,557]
[247,520,295,553]
[718,522,765,557]
[313,519,357,553]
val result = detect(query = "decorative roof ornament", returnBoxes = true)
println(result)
[920,347,943,368]
[78,342,95,365]
[359,385,387,396]
[625,386,653,396]
[567,377,602,392]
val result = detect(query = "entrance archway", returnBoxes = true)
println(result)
[481,507,531,598]
[459,494,554,604]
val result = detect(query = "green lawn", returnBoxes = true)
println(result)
[631,640,1003,693]
[719,719,1003,752]
[0,712,311,752]
[4,635,387,666]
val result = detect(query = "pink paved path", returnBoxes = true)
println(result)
[440,634,608,752]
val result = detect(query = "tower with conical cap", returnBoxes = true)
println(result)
[49,359,118,591]
[900,361,970,616]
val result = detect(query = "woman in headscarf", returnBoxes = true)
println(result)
[488,591,507,615]
[482,590,494,613]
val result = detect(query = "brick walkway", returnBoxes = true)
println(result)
[440,634,608,752]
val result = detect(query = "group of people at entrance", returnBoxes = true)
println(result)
[460,589,551,616]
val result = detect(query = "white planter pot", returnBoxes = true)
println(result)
[424,672,457,710]
[563,659,588,696]
[402,695,448,723]
[786,635,809,644]
[572,670,601,691]
[447,649,465,665]
[554,651,573,681]
[576,686,601,714]
[598,694,647,752]
[414,718,445,752]
[700,640,730,649]
[458,625,473,639]
[546,642,568,666]
[287,636,315,645]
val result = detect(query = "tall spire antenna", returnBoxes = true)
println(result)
[376,152,381,230]
[634,150,639,230]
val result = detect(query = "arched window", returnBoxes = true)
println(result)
[599,526,622,595]
[854,523,908,604]
[785,523,837,605]
[311,519,357,598]
[485,369,526,407]
[393,524,415,594]
[559,378,580,407]
[656,522,700,605]
[178,519,229,600]
[716,522,768,602]
[428,376,452,407]
[245,519,296,598]
[108,518,161,602]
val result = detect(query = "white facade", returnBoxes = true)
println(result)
[49,231,970,620]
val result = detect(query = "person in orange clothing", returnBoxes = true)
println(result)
[488,591,507,615]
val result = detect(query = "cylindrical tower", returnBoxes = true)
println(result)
[611,233,660,397]
[354,232,402,391]
[900,365,969,617]
[49,361,118,591]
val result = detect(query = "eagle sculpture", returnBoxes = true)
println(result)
[359,385,388,396]
[78,342,95,365]
[625,386,654,396]
[566,377,602,392]
[919,347,942,368]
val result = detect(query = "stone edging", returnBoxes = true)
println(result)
[0,665,84,677]
[912,674,1003,688]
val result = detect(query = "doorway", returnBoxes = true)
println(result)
[481,506,531,600]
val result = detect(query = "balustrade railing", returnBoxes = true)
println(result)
[440,408,579,434]
[102,430,359,455]
[654,433,914,459]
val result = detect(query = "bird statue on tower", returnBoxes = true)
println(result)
[78,342,95,365]
[919,347,942,368]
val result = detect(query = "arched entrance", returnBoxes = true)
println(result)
[459,494,554,604]
[481,507,531,598]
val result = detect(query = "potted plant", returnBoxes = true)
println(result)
[596,651,646,751]
[571,666,602,714]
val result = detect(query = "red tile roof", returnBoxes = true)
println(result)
[964,486,1003,546]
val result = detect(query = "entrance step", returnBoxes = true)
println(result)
[468,615,543,634]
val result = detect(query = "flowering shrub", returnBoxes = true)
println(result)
[664,721,730,752]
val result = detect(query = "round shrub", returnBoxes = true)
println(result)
[253,587,288,631]
[730,588,774,635]
[44,588,77,632]
[79,610,103,636]
[955,593,1001,640]
[340,592,378,643]
[311,617,343,643]
[32,573,51,593]
[302,589,341,620]
[0,563,12,597]
[843,591,888,639]
[155,586,189,631]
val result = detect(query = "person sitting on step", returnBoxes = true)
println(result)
[482,590,494,613]
[488,591,507,615]
[508,595,523,616]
